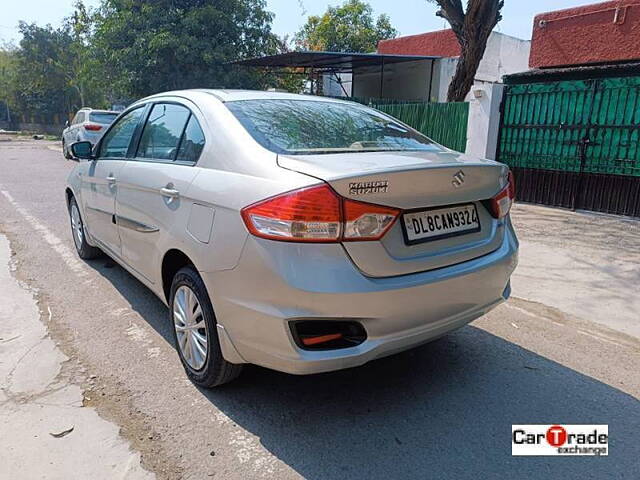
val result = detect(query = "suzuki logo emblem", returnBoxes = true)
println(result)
[452,170,466,188]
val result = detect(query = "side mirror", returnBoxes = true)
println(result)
[64,120,70,128]
[70,141,94,160]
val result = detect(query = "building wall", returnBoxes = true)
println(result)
[530,0,640,68]
[476,32,531,82]
[352,59,434,101]
[465,83,504,160]
[323,73,353,97]
[378,29,461,57]
[432,57,458,102]
[430,33,530,102]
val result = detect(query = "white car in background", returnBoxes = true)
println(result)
[62,108,119,158]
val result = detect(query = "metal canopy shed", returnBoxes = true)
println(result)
[234,51,440,99]
[235,51,439,71]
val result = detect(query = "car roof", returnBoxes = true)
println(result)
[78,108,119,114]
[139,89,359,105]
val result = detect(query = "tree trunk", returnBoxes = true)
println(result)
[434,0,504,103]
[447,35,491,102]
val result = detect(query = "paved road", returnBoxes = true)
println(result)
[1,140,639,479]
[511,203,640,338]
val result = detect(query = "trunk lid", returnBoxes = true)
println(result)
[278,150,509,277]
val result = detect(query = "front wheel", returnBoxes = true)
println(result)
[170,266,243,387]
[68,197,101,259]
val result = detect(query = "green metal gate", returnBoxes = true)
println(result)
[497,75,640,217]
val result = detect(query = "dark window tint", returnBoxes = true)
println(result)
[176,115,205,163]
[90,112,118,125]
[226,100,441,155]
[137,104,190,161]
[99,108,144,158]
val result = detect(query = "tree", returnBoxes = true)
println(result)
[91,0,278,99]
[0,44,17,122]
[295,0,397,53]
[429,0,504,102]
[262,35,306,93]
[8,2,106,123]
[63,1,106,109]
[12,22,80,120]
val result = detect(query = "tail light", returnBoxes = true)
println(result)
[489,170,516,219]
[241,185,341,242]
[342,199,399,241]
[84,124,102,131]
[241,184,400,243]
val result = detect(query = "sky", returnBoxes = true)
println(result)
[0,0,602,45]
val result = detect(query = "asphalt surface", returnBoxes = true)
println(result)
[0,140,639,479]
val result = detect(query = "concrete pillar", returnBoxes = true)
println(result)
[465,83,504,160]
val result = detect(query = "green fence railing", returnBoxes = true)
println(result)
[373,101,469,152]
[339,97,469,152]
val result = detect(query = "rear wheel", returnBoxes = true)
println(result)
[68,197,101,259]
[170,266,243,387]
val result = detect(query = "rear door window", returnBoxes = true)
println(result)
[98,107,145,159]
[136,104,190,161]
[175,115,205,164]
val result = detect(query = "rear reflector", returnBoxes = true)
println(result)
[84,124,102,131]
[241,184,400,243]
[291,320,367,351]
[489,170,516,219]
[301,333,344,346]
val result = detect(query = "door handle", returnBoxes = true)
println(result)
[106,175,116,183]
[160,187,180,199]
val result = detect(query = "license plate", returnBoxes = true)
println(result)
[401,204,480,245]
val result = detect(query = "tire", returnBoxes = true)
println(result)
[170,266,243,387]
[68,196,101,259]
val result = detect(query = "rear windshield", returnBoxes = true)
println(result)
[89,112,118,124]
[225,99,442,155]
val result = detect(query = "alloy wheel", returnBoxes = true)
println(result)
[173,285,208,370]
[70,203,84,250]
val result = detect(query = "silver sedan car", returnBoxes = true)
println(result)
[65,90,518,387]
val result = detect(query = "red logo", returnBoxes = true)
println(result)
[546,425,568,447]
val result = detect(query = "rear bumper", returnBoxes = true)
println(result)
[202,222,519,375]
[79,130,102,145]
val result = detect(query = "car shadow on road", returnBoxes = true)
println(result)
[86,259,639,480]
[86,256,176,342]
[203,328,639,480]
